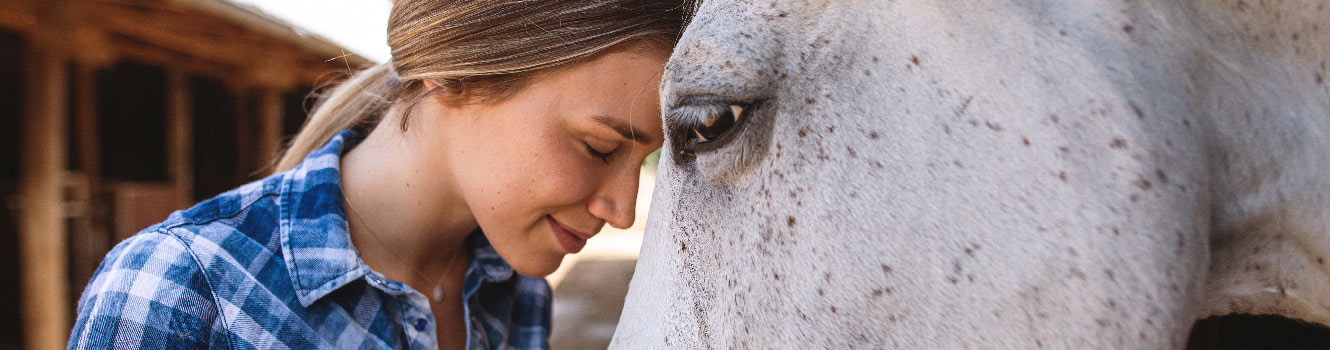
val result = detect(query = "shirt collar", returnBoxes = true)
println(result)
[465,229,516,283]
[278,129,520,307]
[279,129,368,306]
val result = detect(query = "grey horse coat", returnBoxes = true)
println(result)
[612,0,1330,348]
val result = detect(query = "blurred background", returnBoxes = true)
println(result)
[0,0,650,348]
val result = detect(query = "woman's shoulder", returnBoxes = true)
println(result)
[142,173,289,257]
[70,229,228,348]
[69,172,291,349]
[165,174,286,229]
[78,172,291,309]
[83,229,215,301]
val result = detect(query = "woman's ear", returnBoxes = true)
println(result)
[421,79,465,109]
[413,79,478,127]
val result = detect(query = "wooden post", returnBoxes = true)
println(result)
[68,61,108,295]
[166,70,193,206]
[256,87,283,175]
[18,0,72,348]
[244,59,297,177]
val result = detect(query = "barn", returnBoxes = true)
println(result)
[0,0,371,348]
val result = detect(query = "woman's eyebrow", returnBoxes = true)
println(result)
[593,115,651,145]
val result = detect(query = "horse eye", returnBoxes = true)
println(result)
[687,104,744,145]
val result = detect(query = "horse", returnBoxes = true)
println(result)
[612,0,1330,348]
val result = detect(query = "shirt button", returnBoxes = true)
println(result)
[414,318,428,332]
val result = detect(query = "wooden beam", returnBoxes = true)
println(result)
[166,0,372,66]
[70,27,115,69]
[166,69,192,206]
[245,62,302,91]
[18,0,72,348]
[97,14,256,70]
[92,0,365,89]
[94,2,345,83]
[0,4,37,35]
[105,35,241,83]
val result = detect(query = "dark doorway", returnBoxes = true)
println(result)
[0,29,26,350]
[282,86,314,140]
[97,61,167,182]
[0,32,23,179]
[190,75,239,201]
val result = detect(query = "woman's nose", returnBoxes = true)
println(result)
[587,166,640,229]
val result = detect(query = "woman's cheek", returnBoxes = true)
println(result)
[542,152,603,201]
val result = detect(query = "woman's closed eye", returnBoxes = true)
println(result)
[583,142,616,164]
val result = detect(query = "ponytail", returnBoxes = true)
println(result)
[274,63,395,172]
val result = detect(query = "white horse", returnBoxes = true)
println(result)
[612,0,1330,348]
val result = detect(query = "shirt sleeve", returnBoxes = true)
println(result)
[68,229,225,349]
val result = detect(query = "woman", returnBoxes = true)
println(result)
[68,1,686,349]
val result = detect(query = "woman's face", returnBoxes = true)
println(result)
[417,47,668,277]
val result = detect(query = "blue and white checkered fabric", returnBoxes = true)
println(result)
[69,130,551,349]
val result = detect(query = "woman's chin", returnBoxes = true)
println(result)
[507,253,566,278]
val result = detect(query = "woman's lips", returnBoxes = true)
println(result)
[546,215,589,254]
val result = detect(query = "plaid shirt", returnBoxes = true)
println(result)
[69,130,552,349]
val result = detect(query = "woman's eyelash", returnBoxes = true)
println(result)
[584,143,613,164]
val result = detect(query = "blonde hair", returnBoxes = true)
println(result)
[275,0,690,171]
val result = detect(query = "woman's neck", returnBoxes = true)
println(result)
[339,119,476,290]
